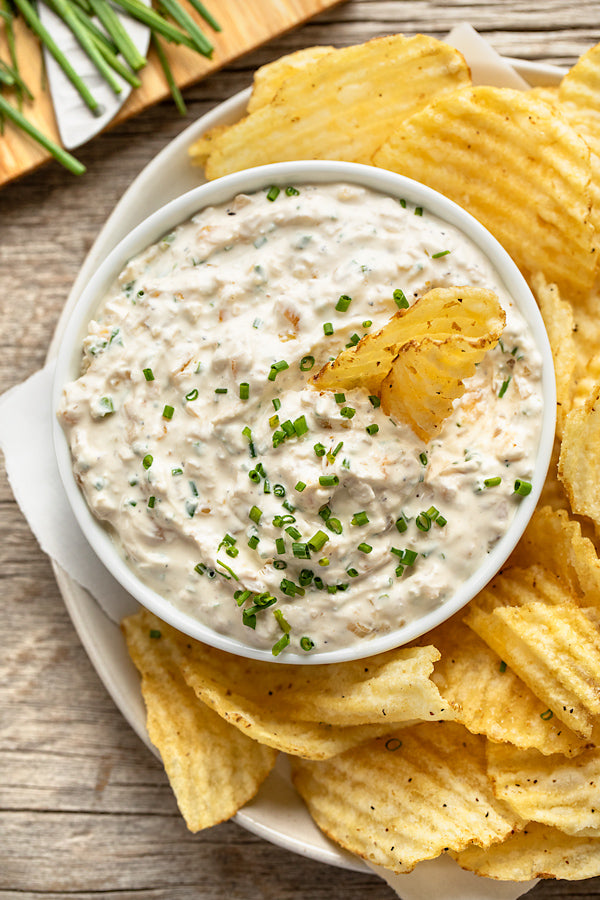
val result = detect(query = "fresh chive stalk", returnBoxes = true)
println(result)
[0,94,85,174]
[152,33,187,114]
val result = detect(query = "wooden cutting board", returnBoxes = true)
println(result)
[0,0,344,187]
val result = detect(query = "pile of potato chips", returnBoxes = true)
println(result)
[122,32,600,884]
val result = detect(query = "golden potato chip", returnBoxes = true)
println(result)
[559,41,600,112]
[190,34,471,178]
[247,46,335,113]
[527,85,560,107]
[374,85,597,301]
[421,612,590,757]
[509,505,600,602]
[530,272,576,436]
[291,722,524,874]
[379,330,502,442]
[311,285,504,440]
[280,644,452,726]
[465,584,600,739]
[559,381,600,535]
[487,741,600,836]
[121,610,278,831]
[153,623,448,757]
[452,822,600,881]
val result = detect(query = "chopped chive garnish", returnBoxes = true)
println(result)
[266,185,280,201]
[540,708,554,721]
[248,534,260,550]
[273,484,286,497]
[285,185,300,196]
[239,382,250,400]
[299,568,313,586]
[162,404,174,419]
[269,414,280,428]
[432,250,450,258]
[148,496,156,508]
[143,367,154,381]
[268,360,289,381]
[300,636,315,652]
[142,454,153,469]
[357,542,372,554]
[368,395,381,408]
[366,423,379,435]
[248,469,261,483]
[395,564,405,577]
[285,526,301,541]
[404,549,418,566]
[484,476,502,488]
[263,479,271,494]
[308,530,329,552]
[395,514,408,533]
[216,559,239,581]
[292,542,311,559]
[393,288,409,309]
[319,474,339,487]
[335,294,352,312]
[171,467,183,476]
[314,442,326,457]
[294,415,309,436]
[272,398,281,411]
[326,517,343,534]
[273,559,287,569]
[334,392,346,404]
[340,406,355,419]
[416,512,431,532]
[272,633,290,656]
[347,567,359,577]
[249,505,262,524]
[185,388,199,401]
[99,396,115,415]
[362,319,372,328]
[415,206,423,216]
[281,419,295,436]
[275,537,286,555]
[295,481,306,492]
[323,322,334,336]
[351,511,369,526]
[499,377,511,398]
[419,451,428,466]
[514,479,532,496]
[149,629,161,639]
[426,506,439,521]
[318,504,331,521]
[345,333,360,348]
[300,355,315,371]
[436,515,447,528]
[499,660,507,673]
[215,387,228,394]
[194,562,207,575]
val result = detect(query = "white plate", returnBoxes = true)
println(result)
[47,54,566,876]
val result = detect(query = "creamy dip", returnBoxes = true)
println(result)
[58,182,543,656]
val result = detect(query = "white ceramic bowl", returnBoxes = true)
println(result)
[52,159,556,664]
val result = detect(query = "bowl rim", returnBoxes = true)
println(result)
[52,158,556,664]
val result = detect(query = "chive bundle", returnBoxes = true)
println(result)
[1,0,221,172]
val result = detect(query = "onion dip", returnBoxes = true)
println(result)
[57,182,544,656]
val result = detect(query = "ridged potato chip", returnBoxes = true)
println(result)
[487,741,600,836]
[421,612,589,757]
[121,610,278,831]
[190,34,470,178]
[465,578,600,739]
[509,505,600,602]
[291,722,524,874]
[311,285,504,441]
[247,46,335,112]
[452,822,600,881]
[530,273,576,436]
[559,381,600,535]
[374,86,597,301]
[160,624,449,757]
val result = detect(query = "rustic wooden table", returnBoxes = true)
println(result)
[2,1,600,897]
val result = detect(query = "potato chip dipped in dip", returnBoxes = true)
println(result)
[57,180,546,657]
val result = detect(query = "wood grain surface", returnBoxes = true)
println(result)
[2,2,600,897]
[0,0,343,186]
